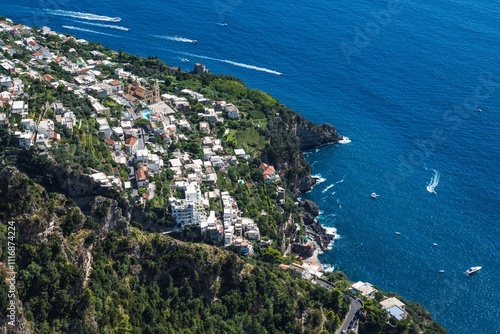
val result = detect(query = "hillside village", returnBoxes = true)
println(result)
[0,18,449,334]
[0,19,275,255]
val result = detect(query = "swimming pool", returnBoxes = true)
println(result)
[141,110,152,120]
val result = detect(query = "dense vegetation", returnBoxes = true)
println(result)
[0,23,445,333]
[0,168,348,333]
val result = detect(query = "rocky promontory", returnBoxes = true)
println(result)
[293,114,342,150]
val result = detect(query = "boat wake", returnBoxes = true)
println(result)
[61,25,119,37]
[175,51,284,75]
[322,176,345,193]
[48,9,121,22]
[338,136,351,144]
[426,169,440,194]
[72,20,129,31]
[154,35,198,43]
[322,184,334,193]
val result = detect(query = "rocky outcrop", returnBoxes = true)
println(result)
[89,196,130,236]
[297,175,318,193]
[299,200,334,251]
[293,114,342,150]
[0,167,57,244]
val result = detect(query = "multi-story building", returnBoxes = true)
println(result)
[169,183,207,227]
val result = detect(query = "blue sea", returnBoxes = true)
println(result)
[1,0,499,332]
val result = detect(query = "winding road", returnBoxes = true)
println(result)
[337,296,362,333]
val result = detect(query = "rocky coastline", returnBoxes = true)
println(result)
[292,122,341,269]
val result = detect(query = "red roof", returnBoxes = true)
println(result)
[110,80,122,86]
[125,136,138,147]
[105,138,115,146]
[136,166,148,181]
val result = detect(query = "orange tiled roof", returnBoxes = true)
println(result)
[125,136,138,147]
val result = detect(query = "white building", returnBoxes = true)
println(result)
[96,117,111,139]
[169,183,207,228]
[56,111,77,129]
[37,119,55,137]
[12,131,34,147]
[351,281,378,298]
[21,118,36,132]
[0,113,8,126]
[380,297,407,321]
[224,103,240,120]
[11,100,28,117]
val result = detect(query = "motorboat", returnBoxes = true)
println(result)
[181,58,189,62]
[439,270,445,273]
[465,266,482,275]
[395,232,401,235]
[371,192,379,199]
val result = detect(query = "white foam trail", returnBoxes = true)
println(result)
[49,9,121,22]
[177,51,284,76]
[322,184,334,193]
[334,176,345,185]
[338,136,351,144]
[62,25,118,37]
[323,176,345,193]
[154,35,197,43]
[72,20,129,31]
[426,169,440,194]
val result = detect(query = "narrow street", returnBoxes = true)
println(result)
[337,296,362,334]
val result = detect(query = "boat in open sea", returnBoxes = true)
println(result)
[465,266,482,275]
[371,192,379,199]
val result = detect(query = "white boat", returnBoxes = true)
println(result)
[181,58,189,63]
[371,192,379,199]
[395,232,401,235]
[465,266,482,275]
[439,270,445,273]
[433,243,438,246]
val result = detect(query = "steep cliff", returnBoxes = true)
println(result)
[293,114,342,150]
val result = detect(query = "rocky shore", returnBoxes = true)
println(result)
[300,198,335,247]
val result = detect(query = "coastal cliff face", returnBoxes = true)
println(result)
[300,199,334,251]
[281,113,341,194]
[293,114,342,150]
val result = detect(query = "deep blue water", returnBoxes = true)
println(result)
[1,0,499,332]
